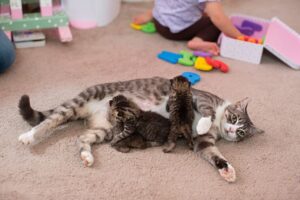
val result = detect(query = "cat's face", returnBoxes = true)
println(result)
[221,98,264,142]
[108,95,130,122]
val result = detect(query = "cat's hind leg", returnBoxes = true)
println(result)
[78,128,110,167]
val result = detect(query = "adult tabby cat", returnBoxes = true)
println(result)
[107,94,170,153]
[163,76,194,153]
[18,77,263,182]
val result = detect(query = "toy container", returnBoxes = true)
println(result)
[219,14,300,70]
[62,0,121,29]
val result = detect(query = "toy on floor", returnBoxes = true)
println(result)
[193,51,213,57]
[194,57,213,71]
[130,22,156,33]
[157,50,229,73]
[181,72,201,85]
[157,51,182,64]
[178,50,196,66]
[0,0,72,43]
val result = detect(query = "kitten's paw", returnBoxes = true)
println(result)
[18,130,35,145]
[196,117,212,135]
[218,163,236,183]
[80,151,94,167]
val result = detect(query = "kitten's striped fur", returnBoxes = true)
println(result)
[18,77,263,182]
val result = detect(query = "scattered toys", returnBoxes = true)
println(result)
[158,51,182,64]
[157,50,229,73]
[193,51,213,57]
[194,57,213,71]
[178,50,196,66]
[131,22,156,33]
[181,72,201,85]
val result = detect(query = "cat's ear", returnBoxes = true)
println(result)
[109,100,113,106]
[249,126,264,135]
[170,79,173,85]
[236,97,251,109]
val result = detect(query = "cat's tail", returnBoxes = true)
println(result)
[18,95,53,126]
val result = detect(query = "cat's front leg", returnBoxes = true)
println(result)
[195,107,215,135]
[194,134,236,182]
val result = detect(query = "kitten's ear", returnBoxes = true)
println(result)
[170,79,173,85]
[250,126,264,135]
[236,97,251,109]
[109,100,113,106]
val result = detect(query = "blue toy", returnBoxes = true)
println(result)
[236,25,254,36]
[158,51,182,64]
[181,72,201,85]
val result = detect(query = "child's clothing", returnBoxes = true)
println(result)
[0,31,15,73]
[153,0,221,41]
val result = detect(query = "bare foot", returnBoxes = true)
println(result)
[187,37,220,56]
[132,11,153,25]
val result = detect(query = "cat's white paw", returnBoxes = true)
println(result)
[218,163,236,183]
[18,130,35,145]
[196,117,212,135]
[80,151,94,167]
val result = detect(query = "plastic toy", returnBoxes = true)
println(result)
[130,23,142,30]
[193,51,213,57]
[205,57,229,73]
[237,35,263,44]
[181,72,201,85]
[242,20,263,32]
[178,50,196,66]
[157,51,182,64]
[194,57,213,71]
[236,26,254,36]
[141,22,156,33]
[0,0,72,42]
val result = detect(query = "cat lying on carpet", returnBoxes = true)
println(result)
[18,77,263,182]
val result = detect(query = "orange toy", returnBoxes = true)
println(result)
[237,35,263,44]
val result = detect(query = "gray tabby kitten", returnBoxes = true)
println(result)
[18,77,263,182]
[163,76,194,153]
[108,94,170,152]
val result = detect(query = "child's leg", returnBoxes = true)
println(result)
[153,16,221,55]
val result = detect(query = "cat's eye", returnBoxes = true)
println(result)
[236,129,245,137]
[230,114,237,124]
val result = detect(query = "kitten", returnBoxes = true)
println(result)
[163,76,194,153]
[18,77,263,182]
[108,94,170,153]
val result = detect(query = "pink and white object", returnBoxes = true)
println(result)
[219,14,300,70]
[10,0,23,19]
[40,0,53,16]
[62,0,121,29]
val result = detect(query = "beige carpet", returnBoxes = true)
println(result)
[1,0,300,199]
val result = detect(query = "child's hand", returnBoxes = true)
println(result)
[133,10,153,25]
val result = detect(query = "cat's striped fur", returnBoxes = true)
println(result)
[18,77,263,182]
[163,76,194,153]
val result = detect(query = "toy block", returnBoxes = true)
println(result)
[40,0,53,16]
[181,72,201,85]
[194,57,213,71]
[141,22,156,33]
[10,0,23,19]
[193,51,213,57]
[130,23,141,30]
[205,57,229,73]
[158,51,182,64]
[57,26,72,42]
[242,20,263,32]
[178,50,196,66]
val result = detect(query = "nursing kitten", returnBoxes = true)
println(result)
[163,76,194,153]
[18,77,263,182]
[107,94,170,153]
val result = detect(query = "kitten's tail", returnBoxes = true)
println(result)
[18,95,52,126]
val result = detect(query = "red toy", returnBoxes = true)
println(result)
[205,57,229,73]
[237,35,263,44]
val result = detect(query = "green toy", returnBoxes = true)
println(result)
[141,22,156,33]
[178,50,197,66]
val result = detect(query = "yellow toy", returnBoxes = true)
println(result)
[194,57,213,71]
[130,23,142,30]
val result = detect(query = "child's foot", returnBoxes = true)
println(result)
[187,37,220,56]
[132,11,153,25]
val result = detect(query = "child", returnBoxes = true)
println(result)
[133,0,242,55]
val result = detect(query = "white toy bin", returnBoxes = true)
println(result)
[219,15,270,64]
[62,0,121,29]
